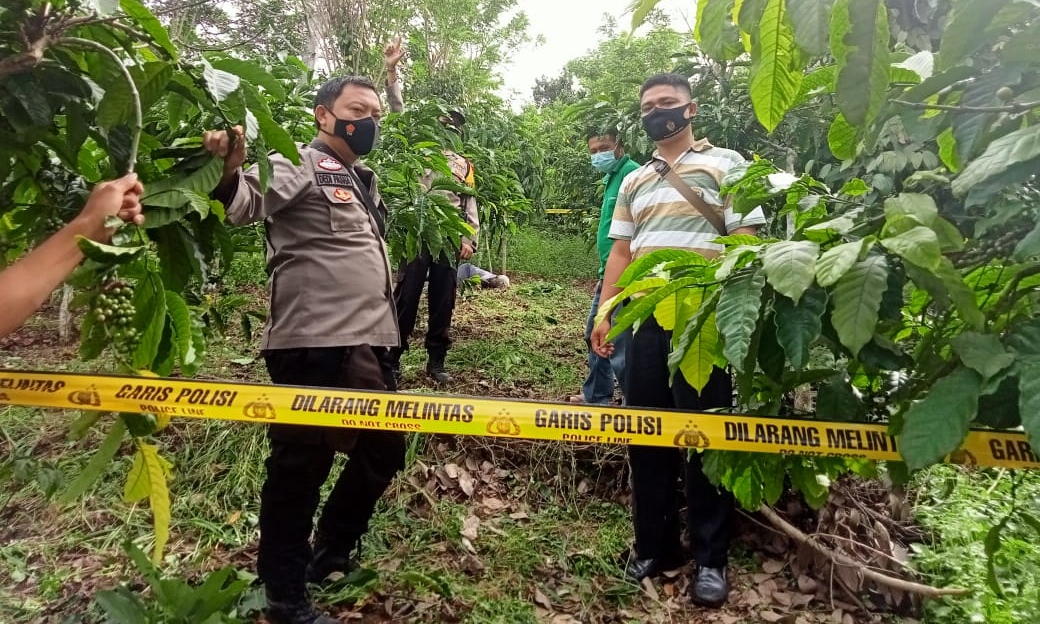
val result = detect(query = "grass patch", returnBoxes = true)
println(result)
[911,465,1040,624]
[504,226,599,281]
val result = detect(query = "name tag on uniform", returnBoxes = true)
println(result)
[315,172,353,187]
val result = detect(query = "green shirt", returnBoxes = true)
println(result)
[597,154,640,278]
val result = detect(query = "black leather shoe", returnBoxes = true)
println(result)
[624,555,684,582]
[266,597,339,624]
[689,566,729,608]
[306,549,358,585]
[426,357,452,385]
[306,534,360,585]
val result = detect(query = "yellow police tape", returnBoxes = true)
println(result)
[1,370,1037,469]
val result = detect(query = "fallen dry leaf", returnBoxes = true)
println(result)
[772,590,794,607]
[641,577,660,601]
[577,478,590,494]
[444,463,460,479]
[225,510,242,525]
[464,456,479,471]
[458,469,476,497]
[752,572,774,583]
[797,574,819,594]
[759,610,784,623]
[842,615,854,624]
[509,511,529,520]
[533,587,552,610]
[460,515,480,540]
[757,578,779,599]
[762,559,785,574]
[482,497,508,511]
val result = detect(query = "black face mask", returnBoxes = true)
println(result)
[325,113,379,156]
[642,105,692,141]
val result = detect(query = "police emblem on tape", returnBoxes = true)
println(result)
[673,423,710,449]
[68,386,101,407]
[244,396,277,420]
[486,410,521,436]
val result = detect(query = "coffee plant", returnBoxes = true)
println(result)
[616,0,1040,511]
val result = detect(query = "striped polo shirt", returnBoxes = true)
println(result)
[608,138,766,259]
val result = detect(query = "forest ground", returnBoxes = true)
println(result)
[1,226,1038,623]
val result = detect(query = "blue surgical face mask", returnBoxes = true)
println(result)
[590,150,618,173]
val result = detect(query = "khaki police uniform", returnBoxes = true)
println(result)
[216,140,406,600]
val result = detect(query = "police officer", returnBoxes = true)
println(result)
[203,76,402,624]
[383,37,480,384]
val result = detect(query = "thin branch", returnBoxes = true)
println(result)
[892,98,1040,114]
[758,504,970,598]
[58,37,142,174]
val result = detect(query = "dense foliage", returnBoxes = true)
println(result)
[610,0,1040,517]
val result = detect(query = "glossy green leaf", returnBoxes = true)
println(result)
[938,0,1012,71]
[816,373,865,421]
[883,193,936,227]
[815,240,863,287]
[831,254,888,356]
[831,0,890,126]
[678,304,721,392]
[132,273,168,370]
[609,277,700,340]
[75,237,146,265]
[57,417,126,504]
[201,59,241,103]
[827,113,859,160]
[208,57,286,99]
[952,125,1040,198]
[787,0,834,56]
[1016,360,1040,462]
[95,75,133,130]
[629,0,663,30]
[669,288,721,380]
[120,0,177,58]
[716,269,766,371]
[882,226,941,271]
[774,286,827,370]
[615,249,706,287]
[749,0,803,132]
[1013,221,1040,261]
[899,367,983,471]
[164,291,192,367]
[697,0,744,61]
[761,240,819,303]
[952,332,1016,380]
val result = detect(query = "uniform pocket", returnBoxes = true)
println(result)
[321,186,367,232]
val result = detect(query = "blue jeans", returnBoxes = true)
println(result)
[582,281,630,404]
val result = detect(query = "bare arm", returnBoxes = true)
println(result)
[0,175,144,338]
[384,36,405,113]
[203,125,303,225]
[591,238,632,357]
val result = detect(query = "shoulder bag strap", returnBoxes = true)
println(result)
[652,160,727,236]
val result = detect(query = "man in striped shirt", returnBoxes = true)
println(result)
[592,73,766,608]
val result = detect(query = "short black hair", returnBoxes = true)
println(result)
[585,128,619,142]
[639,73,692,99]
[313,76,378,110]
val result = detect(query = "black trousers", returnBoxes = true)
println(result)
[624,316,735,568]
[257,346,405,597]
[393,251,456,360]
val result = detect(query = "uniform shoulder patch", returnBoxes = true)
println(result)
[316,156,344,171]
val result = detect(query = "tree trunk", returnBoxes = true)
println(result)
[58,284,74,344]
[497,233,509,275]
